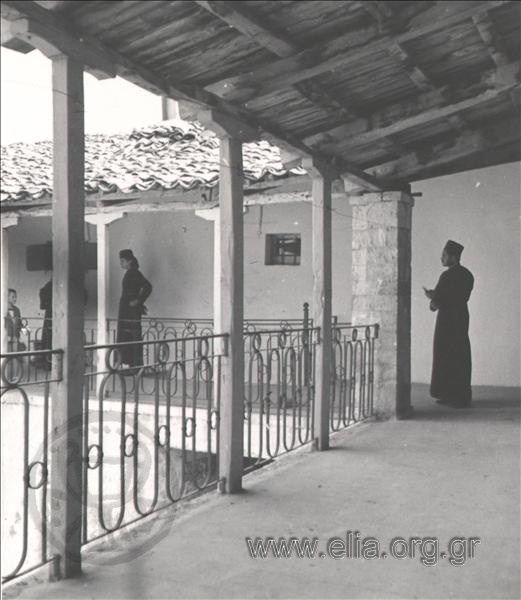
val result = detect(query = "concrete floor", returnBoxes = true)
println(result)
[4,384,520,600]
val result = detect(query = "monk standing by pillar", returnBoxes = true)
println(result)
[424,240,474,408]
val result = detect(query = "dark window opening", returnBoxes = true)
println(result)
[265,234,301,266]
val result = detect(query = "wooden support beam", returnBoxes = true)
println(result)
[206,1,509,102]
[331,79,520,151]
[1,16,35,52]
[216,133,244,493]
[3,15,117,79]
[304,157,333,451]
[194,1,295,56]
[1,2,379,191]
[50,54,85,579]
[367,115,521,181]
[388,42,435,92]
[186,107,259,142]
[473,9,510,66]
[303,61,519,150]
[195,1,362,121]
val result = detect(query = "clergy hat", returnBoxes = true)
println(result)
[444,240,464,257]
[119,249,135,261]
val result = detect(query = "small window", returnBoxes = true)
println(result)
[265,234,301,266]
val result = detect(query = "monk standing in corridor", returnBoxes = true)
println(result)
[424,240,474,408]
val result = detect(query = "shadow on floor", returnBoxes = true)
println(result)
[410,383,520,422]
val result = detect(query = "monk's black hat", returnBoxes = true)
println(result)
[119,249,135,261]
[444,240,464,258]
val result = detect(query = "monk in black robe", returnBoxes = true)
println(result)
[116,249,152,367]
[424,240,474,408]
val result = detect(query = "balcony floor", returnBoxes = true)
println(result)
[5,384,520,600]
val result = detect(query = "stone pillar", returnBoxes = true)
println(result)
[349,191,414,420]
[1,217,19,354]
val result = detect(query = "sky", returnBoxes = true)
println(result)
[1,47,162,145]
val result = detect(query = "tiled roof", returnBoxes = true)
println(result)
[0,120,306,204]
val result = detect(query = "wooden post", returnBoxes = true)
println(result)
[217,135,244,492]
[50,55,85,579]
[304,158,335,451]
[0,217,19,354]
[189,108,256,493]
[85,213,124,395]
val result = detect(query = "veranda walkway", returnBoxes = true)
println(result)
[5,384,520,600]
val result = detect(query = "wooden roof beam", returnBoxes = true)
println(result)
[388,42,436,92]
[303,61,520,150]
[473,9,510,67]
[206,1,510,102]
[367,115,520,180]
[194,1,362,121]
[1,16,34,53]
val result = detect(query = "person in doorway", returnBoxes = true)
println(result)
[6,288,26,351]
[39,279,53,351]
[423,240,474,408]
[116,249,152,368]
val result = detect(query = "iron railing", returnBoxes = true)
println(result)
[243,327,319,470]
[81,334,227,547]
[330,324,378,431]
[1,319,377,585]
[0,348,63,583]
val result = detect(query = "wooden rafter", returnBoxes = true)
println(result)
[302,62,519,151]
[473,9,510,66]
[206,1,510,103]
[388,42,435,92]
[1,0,387,191]
[194,0,362,121]
[367,115,520,181]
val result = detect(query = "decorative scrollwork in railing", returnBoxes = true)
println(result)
[330,324,379,431]
[243,327,318,470]
[0,348,63,583]
[81,334,226,546]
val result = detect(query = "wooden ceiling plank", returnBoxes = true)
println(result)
[205,1,511,102]
[472,9,510,66]
[194,0,295,57]
[303,61,519,150]
[388,42,436,91]
[367,114,520,180]
[195,1,363,122]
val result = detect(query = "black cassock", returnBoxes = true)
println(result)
[116,268,152,367]
[39,280,53,352]
[430,264,474,406]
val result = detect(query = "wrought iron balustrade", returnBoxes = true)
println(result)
[81,334,227,546]
[243,327,318,469]
[0,348,63,583]
[330,324,378,431]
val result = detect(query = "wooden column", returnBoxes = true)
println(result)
[85,213,124,394]
[304,158,335,451]
[217,135,244,492]
[181,106,257,493]
[50,55,85,579]
[349,190,414,419]
[1,217,19,354]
